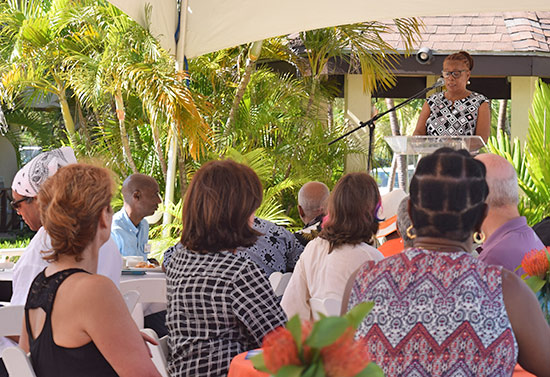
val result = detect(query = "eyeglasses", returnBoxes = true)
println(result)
[10,196,34,210]
[442,70,468,79]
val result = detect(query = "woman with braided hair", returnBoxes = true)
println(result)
[344,148,550,376]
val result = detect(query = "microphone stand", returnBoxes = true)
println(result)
[328,80,443,171]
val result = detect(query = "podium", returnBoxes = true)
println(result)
[380,136,486,193]
[384,136,486,155]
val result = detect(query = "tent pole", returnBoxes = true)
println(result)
[162,0,188,236]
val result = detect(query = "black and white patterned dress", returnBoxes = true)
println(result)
[165,243,287,377]
[425,91,488,136]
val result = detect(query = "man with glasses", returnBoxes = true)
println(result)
[9,147,122,305]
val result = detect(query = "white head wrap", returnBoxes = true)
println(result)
[11,147,77,197]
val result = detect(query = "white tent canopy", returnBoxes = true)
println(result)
[108,0,550,60]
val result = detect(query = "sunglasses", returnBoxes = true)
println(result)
[10,196,34,210]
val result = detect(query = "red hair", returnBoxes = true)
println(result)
[38,164,113,262]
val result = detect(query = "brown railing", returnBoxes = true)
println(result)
[0,188,21,233]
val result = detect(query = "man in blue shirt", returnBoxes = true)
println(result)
[111,173,161,260]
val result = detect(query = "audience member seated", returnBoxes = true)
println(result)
[475,153,545,276]
[533,216,550,246]
[111,173,166,336]
[163,217,304,278]
[376,189,408,257]
[164,159,286,377]
[20,164,160,377]
[343,148,550,376]
[10,147,122,309]
[236,217,304,277]
[294,181,330,246]
[281,172,384,321]
[111,173,161,260]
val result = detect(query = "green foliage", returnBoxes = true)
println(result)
[0,238,30,249]
[1,1,423,242]
[486,79,550,225]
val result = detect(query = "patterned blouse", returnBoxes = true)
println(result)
[349,248,518,376]
[165,243,287,377]
[426,91,488,137]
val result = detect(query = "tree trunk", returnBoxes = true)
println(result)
[56,81,77,147]
[151,121,167,177]
[385,98,406,190]
[76,98,92,155]
[114,88,138,173]
[327,100,334,130]
[498,99,508,136]
[94,111,126,176]
[226,41,263,131]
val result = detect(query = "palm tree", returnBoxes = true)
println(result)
[0,0,80,146]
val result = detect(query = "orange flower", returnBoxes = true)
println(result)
[522,247,550,278]
[320,327,370,377]
[301,320,313,363]
[262,326,301,373]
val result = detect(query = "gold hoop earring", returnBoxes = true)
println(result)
[473,231,485,244]
[406,225,417,240]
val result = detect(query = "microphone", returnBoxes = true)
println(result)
[431,77,445,89]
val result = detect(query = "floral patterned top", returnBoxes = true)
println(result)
[426,91,488,137]
[349,248,518,376]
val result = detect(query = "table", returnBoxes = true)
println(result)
[228,350,268,377]
[0,269,165,302]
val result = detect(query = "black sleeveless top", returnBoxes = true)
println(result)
[25,268,118,377]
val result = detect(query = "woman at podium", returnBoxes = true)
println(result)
[413,51,490,143]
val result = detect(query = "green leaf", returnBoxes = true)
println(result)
[525,276,546,293]
[286,315,303,354]
[354,362,385,377]
[275,365,305,377]
[345,302,374,329]
[250,352,271,373]
[305,317,349,348]
[301,362,326,377]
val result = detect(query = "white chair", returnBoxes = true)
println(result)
[141,328,169,377]
[309,298,342,320]
[122,290,140,313]
[268,272,292,297]
[120,279,166,329]
[0,305,24,336]
[2,346,36,377]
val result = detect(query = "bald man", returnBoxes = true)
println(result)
[111,173,161,259]
[294,181,330,246]
[475,153,544,276]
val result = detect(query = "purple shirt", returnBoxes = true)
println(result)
[478,216,545,276]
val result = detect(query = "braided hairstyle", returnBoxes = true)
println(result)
[409,148,488,242]
[444,51,474,70]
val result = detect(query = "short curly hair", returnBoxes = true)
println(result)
[38,164,114,262]
[320,172,380,252]
[409,148,488,242]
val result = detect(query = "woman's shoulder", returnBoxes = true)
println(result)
[470,91,489,102]
[427,91,445,102]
